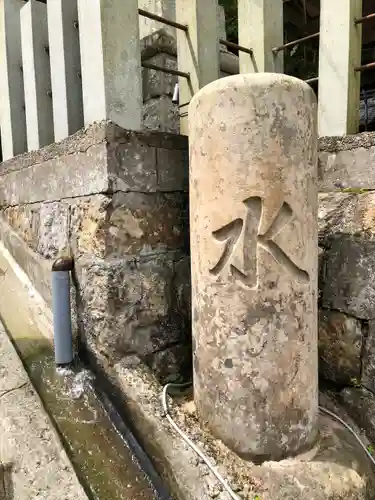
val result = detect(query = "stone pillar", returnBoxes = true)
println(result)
[176,0,220,135]
[0,0,27,160]
[318,0,362,136]
[47,0,83,142]
[189,73,318,462]
[21,0,54,151]
[238,0,283,74]
[77,0,142,131]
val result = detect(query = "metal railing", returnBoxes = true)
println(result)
[1,0,374,160]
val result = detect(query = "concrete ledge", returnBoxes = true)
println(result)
[0,122,188,207]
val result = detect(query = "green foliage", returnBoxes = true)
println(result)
[219,0,238,43]
[367,444,375,456]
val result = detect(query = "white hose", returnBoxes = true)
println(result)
[318,405,375,467]
[162,383,375,500]
[161,383,242,500]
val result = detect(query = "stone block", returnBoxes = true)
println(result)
[38,202,70,259]
[107,191,188,257]
[108,135,158,192]
[318,310,363,385]
[156,147,188,191]
[142,95,179,134]
[2,204,41,253]
[321,236,375,320]
[142,52,177,100]
[76,253,190,382]
[0,143,109,206]
[319,191,375,319]
[69,195,110,259]
[319,147,375,191]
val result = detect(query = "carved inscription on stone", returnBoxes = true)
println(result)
[209,196,309,287]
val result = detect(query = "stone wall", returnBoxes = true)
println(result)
[318,132,375,442]
[0,121,191,383]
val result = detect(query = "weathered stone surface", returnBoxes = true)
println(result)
[341,386,375,444]
[318,310,363,385]
[321,236,375,320]
[319,148,375,191]
[320,131,375,153]
[0,122,189,205]
[319,191,375,239]
[111,361,373,500]
[70,195,110,259]
[189,73,318,461]
[318,132,375,191]
[107,191,188,257]
[2,203,41,253]
[142,95,179,134]
[0,123,190,382]
[142,52,177,100]
[38,202,70,259]
[319,192,375,319]
[361,320,375,393]
[157,147,188,191]
[76,254,190,382]
[108,136,158,192]
[0,143,109,206]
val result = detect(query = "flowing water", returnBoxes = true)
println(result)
[0,251,171,500]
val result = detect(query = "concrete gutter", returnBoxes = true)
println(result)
[0,322,88,500]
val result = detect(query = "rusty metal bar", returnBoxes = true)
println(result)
[354,12,375,25]
[305,77,318,84]
[138,8,253,57]
[138,8,188,32]
[219,39,253,55]
[355,61,375,72]
[272,32,320,53]
[141,61,190,79]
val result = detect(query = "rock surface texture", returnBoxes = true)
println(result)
[0,122,190,383]
[318,132,375,463]
[189,73,318,461]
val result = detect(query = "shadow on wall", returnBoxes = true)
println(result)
[0,463,14,500]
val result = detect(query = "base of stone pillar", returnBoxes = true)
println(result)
[110,361,375,500]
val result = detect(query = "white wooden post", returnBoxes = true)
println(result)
[318,0,362,136]
[0,0,27,160]
[77,0,142,130]
[176,0,220,135]
[238,0,284,74]
[47,0,83,142]
[21,0,54,151]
